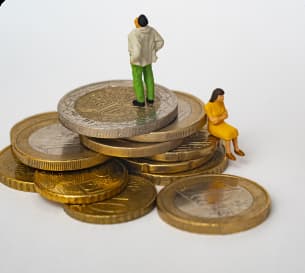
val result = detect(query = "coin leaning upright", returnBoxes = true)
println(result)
[63,175,157,224]
[128,91,206,142]
[0,146,36,192]
[11,112,109,171]
[57,80,178,138]
[157,174,271,234]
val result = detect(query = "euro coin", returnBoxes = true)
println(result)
[122,155,212,174]
[0,146,36,192]
[157,174,271,234]
[34,159,128,204]
[80,136,183,158]
[128,91,206,142]
[63,175,157,224]
[131,144,228,186]
[149,129,218,162]
[11,112,109,171]
[58,80,178,138]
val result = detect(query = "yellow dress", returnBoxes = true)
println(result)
[204,101,238,141]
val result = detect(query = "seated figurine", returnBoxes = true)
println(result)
[205,88,245,160]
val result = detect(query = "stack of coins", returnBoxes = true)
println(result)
[0,80,270,233]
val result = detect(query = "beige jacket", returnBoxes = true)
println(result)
[128,26,164,67]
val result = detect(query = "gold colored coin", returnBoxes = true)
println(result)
[128,91,206,142]
[132,145,228,186]
[34,159,128,204]
[122,154,213,174]
[58,80,178,138]
[0,146,36,192]
[63,175,157,224]
[149,129,218,162]
[11,112,109,171]
[157,174,271,234]
[80,136,183,158]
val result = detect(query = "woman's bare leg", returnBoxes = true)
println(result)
[225,140,236,160]
[232,138,239,151]
[232,138,245,156]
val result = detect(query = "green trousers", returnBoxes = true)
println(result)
[131,64,155,103]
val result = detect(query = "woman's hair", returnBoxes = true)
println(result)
[209,88,225,102]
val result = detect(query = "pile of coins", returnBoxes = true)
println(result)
[0,80,271,234]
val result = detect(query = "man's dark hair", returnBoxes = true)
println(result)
[138,14,149,27]
[209,88,225,102]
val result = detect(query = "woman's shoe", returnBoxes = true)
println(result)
[226,153,236,160]
[234,149,245,156]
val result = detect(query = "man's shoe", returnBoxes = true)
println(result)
[226,153,236,160]
[132,100,145,107]
[146,98,154,106]
[234,149,245,156]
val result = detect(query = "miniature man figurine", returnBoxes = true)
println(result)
[128,14,164,107]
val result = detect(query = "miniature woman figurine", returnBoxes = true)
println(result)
[205,88,245,160]
[128,14,164,107]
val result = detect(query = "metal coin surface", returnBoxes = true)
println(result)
[57,80,178,138]
[0,146,36,192]
[157,174,271,234]
[63,175,157,224]
[122,154,213,174]
[80,135,183,158]
[11,112,109,171]
[132,145,228,186]
[128,91,206,142]
[34,159,128,204]
[149,129,218,162]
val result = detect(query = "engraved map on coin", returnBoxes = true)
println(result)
[174,181,253,218]
[28,123,85,155]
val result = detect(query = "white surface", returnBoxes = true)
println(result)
[1,1,305,272]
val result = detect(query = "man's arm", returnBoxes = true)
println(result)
[154,30,164,51]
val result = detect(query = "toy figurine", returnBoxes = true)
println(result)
[128,14,164,107]
[205,88,245,160]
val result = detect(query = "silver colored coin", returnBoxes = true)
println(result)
[128,91,206,142]
[157,174,271,234]
[58,80,178,138]
[11,112,108,171]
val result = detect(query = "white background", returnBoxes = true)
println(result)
[1,1,305,272]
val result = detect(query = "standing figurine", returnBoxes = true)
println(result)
[205,88,245,160]
[128,14,164,107]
